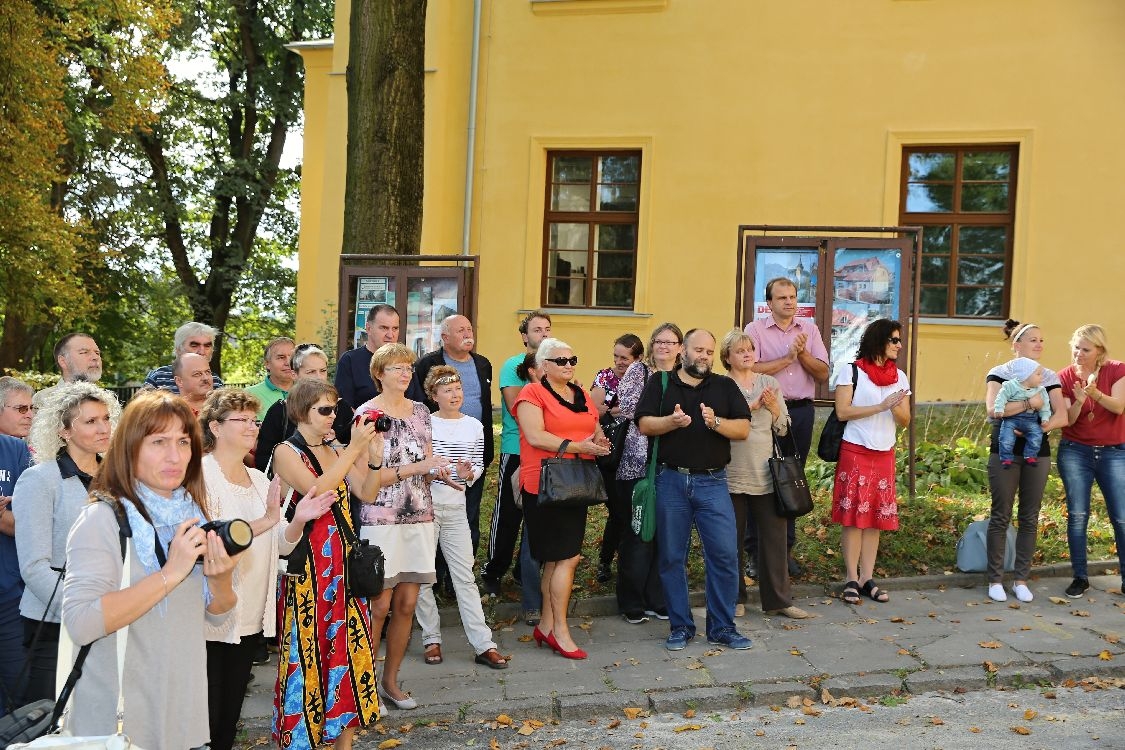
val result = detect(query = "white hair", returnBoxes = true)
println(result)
[291,344,327,372]
[173,322,218,353]
[0,377,33,406]
[29,381,121,462]
[534,338,572,367]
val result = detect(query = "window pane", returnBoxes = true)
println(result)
[598,155,639,184]
[594,280,633,308]
[921,255,950,285]
[919,286,948,315]
[546,276,586,306]
[596,223,636,251]
[595,251,634,280]
[906,182,953,212]
[551,184,591,211]
[955,287,1001,317]
[552,156,593,183]
[960,183,1010,212]
[548,223,589,251]
[597,184,638,212]
[957,256,1005,286]
[958,226,1007,255]
[962,151,1010,181]
[908,152,955,181]
[922,225,952,254]
[547,250,589,276]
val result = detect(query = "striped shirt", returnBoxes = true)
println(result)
[144,364,225,394]
[430,414,485,506]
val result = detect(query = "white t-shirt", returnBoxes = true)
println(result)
[836,364,909,452]
[430,414,485,506]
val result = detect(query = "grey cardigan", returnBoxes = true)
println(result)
[13,459,90,622]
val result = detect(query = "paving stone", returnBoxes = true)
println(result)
[1047,655,1125,680]
[647,686,744,715]
[555,690,652,720]
[904,666,990,694]
[744,681,816,706]
[995,665,1054,688]
[820,672,903,698]
[459,696,557,723]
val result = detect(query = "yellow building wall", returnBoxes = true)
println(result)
[296,0,1125,402]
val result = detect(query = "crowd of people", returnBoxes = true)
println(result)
[0,280,1122,748]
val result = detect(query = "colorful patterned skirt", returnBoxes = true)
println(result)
[831,440,899,531]
[273,502,379,749]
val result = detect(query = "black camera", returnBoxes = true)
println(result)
[198,518,253,560]
[355,409,393,432]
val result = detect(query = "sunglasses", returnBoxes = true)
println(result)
[4,404,35,414]
[314,404,338,416]
[545,356,578,367]
[888,337,902,345]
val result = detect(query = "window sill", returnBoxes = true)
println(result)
[530,0,668,16]
[520,307,652,318]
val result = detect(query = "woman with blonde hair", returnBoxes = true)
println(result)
[13,382,119,701]
[1056,324,1125,598]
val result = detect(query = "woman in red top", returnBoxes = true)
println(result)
[515,338,610,660]
[1056,324,1125,598]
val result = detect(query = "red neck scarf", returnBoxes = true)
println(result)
[856,357,899,386]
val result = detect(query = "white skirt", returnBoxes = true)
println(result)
[360,521,438,587]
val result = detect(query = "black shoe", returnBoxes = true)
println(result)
[787,556,803,577]
[251,641,270,666]
[1065,577,1089,598]
[644,607,669,620]
[622,611,649,624]
[481,576,501,597]
[596,562,612,583]
[744,559,758,579]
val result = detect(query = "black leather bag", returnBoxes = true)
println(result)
[538,440,608,508]
[770,433,814,518]
[595,415,629,471]
[334,504,386,598]
[816,363,859,462]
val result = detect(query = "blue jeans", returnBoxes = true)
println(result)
[997,412,1043,462]
[518,519,542,612]
[655,468,738,639]
[1057,439,1125,579]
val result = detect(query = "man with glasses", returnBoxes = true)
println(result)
[744,277,830,578]
[246,337,296,419]
[0,377,35,439]
[0,423,31,714]
[145,321,226,393]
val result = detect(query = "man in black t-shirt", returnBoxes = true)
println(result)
[636,329,754,651]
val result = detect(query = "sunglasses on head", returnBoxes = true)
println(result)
[545,356,578,367]
[888,337,902,345]
[314,404,337,416]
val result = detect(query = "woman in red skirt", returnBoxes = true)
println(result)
[831,319,911,605]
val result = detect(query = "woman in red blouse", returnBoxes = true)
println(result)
[515,339,611,660]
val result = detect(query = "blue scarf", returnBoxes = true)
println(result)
[121,483,211,614]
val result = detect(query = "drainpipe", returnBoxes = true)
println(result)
[461,0,483,258]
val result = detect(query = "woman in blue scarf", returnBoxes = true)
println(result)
[62,390,241,750]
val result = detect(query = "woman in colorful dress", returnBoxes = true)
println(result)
[831,319,911,605]
[272,378,384,750]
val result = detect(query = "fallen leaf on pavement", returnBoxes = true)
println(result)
[969,726,981,733]
[686,662,705,670]
[544,741,566,749]
[496,714,513,726]
[1048,596,1069,605]
[896,648,910,655]
[1071,610,1091,617]
[985,617,1002,621]
[622,708,644,720]
[1012,726,1031,735]
[979,641,1002,649]
[754,730,765,736]
[607,719,621,729]
[820,688,834,704]
[673,724,702,732]
[1106,634,1120,644]
[789,649,803,656]
[377,741,401,750]
[1024,709,1038,720]
[801,706,821,717]
[983,661,999,673]
[786,696,804,709]
[490,738,501,750]
[517,635,532,642]
[683,709,695,718]
[702,649,723,657]
[930,717,944,726]
[516,723,535,736]
[577,621,592,631]
[890,616,905,623]
[794,718,806,725]
[1099,650,1113,661]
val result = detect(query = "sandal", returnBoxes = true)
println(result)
[842,580,861,605]
[423,643,443,665]
[474,648,509,670]
[861,580,890,603]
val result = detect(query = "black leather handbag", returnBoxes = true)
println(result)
[595,415,630,471]
[816,363,858,462]
[334,503,386,598]
[770,433,814,518]
[538,439,608,508]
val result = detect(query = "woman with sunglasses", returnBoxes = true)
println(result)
[13,382,119,702]
[198,389,280,750]
[515,339,611,660]
[831,319,911,606]
[255,344,354,473]
[355,343,451,710]
[272,378,384,750]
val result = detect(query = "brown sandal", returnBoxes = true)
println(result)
[424,643,443,665]
[474,648,509,670]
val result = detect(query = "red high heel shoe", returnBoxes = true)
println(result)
[546,632,587,660]
[532,626,549,647]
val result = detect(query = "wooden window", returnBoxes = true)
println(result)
[899,145,1018,319]
[542,150,640,309]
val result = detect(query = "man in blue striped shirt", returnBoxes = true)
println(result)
[144,321,226,393]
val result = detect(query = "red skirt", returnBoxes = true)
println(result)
[831,440,899,531]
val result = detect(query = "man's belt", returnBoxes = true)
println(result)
[784,398,813,408]
[661,464,723,475]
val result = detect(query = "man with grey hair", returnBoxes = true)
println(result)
[144,321,225,393]
[245,336,296,419]
[31,333,104,409]
[0,377,35,439]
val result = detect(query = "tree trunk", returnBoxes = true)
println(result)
[343,0,427,256]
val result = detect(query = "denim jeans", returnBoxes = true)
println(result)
[1057,439,1125,579]
[655,468,738,639]
[997,412,1043,463]
[518,519,542,612]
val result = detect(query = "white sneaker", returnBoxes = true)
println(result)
[988,583,1007,602]
[1013,583,1034,603]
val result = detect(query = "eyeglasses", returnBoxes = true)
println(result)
[224,417,262,428]
[4,404,35,414]
[314,405,337,416]
[545,356,578,367]
[384,365,415,374]
[888,337,902,345]
[653,339,681,347]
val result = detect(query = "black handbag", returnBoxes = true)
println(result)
[770,432,814,518]
[538,439,608,508]
[333,503,385,598]
[816,363,858,462]
[595,415,629,471]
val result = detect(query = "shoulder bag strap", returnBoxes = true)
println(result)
[645,371,670,473]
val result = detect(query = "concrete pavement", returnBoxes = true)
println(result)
[238,564,1124,740]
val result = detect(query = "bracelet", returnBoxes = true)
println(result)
[395,466,402,482]
[368,462,382,471]
[158,571,169,599]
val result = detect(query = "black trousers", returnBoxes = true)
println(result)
[20,617,59,703]
[206,633,260,750]
[745,402,813,557]
[615,478,666,614]
[483,453,523,582]
[597,464,630,566]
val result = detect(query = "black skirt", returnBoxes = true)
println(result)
[522,490,587,562]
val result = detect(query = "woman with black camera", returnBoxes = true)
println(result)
[61,390,239,749]
[199,389,281,750]
[272,378,384,750]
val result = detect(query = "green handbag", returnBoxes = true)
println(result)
[630,371,668,543]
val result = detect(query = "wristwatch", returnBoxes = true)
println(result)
[712,416,722,431]
[368,462,382,471]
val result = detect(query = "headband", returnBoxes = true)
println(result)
[1012,323,1038,343]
